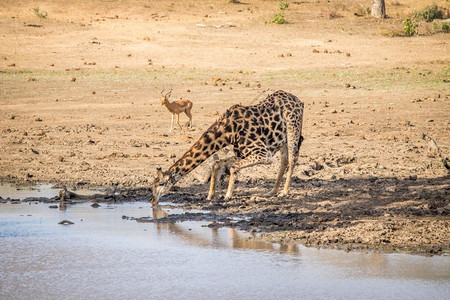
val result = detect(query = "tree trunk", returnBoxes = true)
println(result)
[371,0,386,18]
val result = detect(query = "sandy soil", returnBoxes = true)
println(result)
[1,0,449,254]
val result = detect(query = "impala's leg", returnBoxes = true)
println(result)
[265,145,288,197]
[207,156,237,201]
[176,113,182,130]
[225,150,273,200]
[185,110,193,128]
[170,114,174,131]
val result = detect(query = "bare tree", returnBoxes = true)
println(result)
[371,0,386,18]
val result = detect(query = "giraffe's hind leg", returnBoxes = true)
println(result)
[225,150,273,200]
[265,145,288,197]
[280,130,303,197]
[280,107,304,197]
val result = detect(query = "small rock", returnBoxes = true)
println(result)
[407,175,417,181]
[91,203,100,208]
[70,77,76,82]
[387,135,396,141]
[35,130,45,136]
[49,205,58,209]
[58,220,74,225]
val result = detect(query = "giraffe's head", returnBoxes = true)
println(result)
[152,167,175,205]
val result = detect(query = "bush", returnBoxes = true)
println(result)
[403,18,418,36]
[442,23,450,33]
[414,4,443,22]
[32,7,48,19]
[268,1,289,24]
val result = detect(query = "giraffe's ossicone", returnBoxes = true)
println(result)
[152,90,304,204]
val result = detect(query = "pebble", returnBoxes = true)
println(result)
[58,220,74,225]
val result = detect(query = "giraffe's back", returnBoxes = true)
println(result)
[229,90,304,159]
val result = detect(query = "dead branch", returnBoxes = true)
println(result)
[421,133,449,172]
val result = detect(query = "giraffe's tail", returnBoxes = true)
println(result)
[297,135,304,150]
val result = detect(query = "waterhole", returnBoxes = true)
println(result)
[0,185,449,299]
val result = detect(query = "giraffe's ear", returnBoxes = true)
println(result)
[156,167,163,180]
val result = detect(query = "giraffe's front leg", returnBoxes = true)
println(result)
[207,163,220,201]
[208,156,238,201]
[224,167,237,200]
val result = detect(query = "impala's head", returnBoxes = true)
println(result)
[160,86,172,105]
[152,167,175,205]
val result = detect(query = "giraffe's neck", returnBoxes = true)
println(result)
[168,120,233,182]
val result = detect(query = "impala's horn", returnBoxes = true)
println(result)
[166,85,173,98]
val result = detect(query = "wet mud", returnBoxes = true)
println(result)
[3,175,448,256]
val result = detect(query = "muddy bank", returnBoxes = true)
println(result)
[162,175,450,255]
[3,175,449,256]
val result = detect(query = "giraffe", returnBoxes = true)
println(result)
[152,90,304,204]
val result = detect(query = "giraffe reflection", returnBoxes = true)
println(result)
[151,205,299,254]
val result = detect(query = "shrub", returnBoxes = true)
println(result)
[403,18,418,36]
[442,23,450,33]
[414,4,443,22]
[32,7,48,19]
[268,1,289,24]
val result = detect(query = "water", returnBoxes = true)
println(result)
[0,183,103,200]
[0,188,449,299]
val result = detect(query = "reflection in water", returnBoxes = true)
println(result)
[0,183,103,200]
[152,204,298,253]
[0,202,449,299]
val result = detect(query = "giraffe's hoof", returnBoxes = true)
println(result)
[263,191,277,197]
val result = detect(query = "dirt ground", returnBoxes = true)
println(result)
[1,0,449,255]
